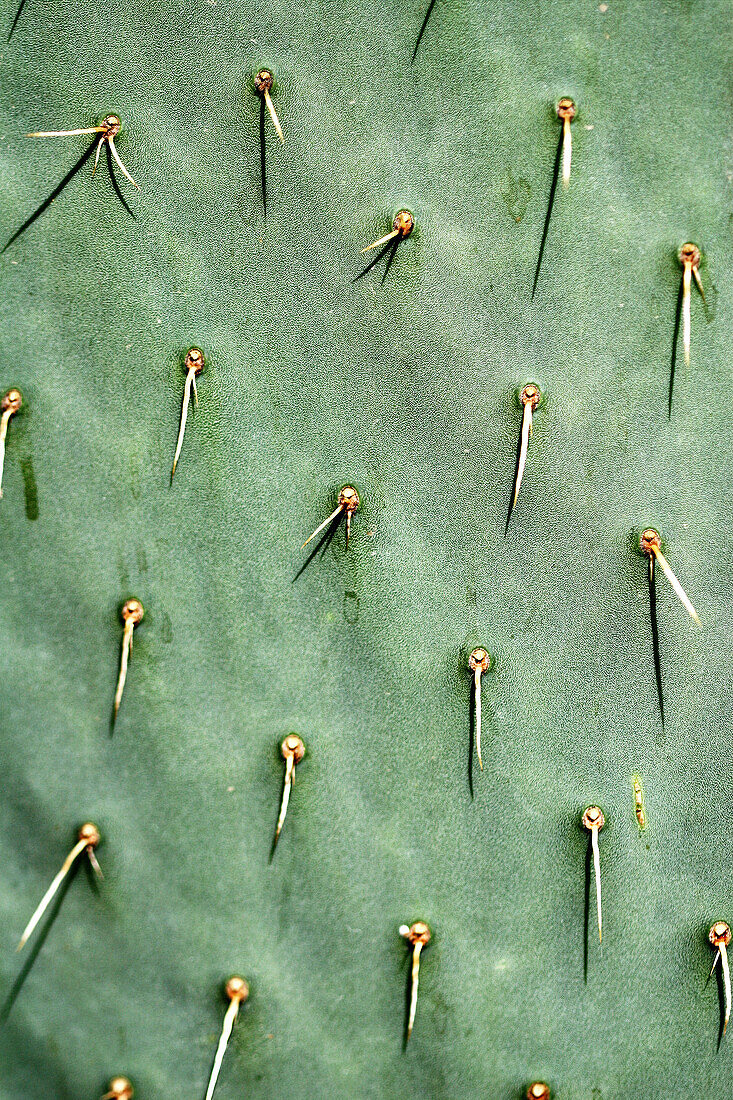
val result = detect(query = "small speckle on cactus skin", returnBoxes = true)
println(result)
[632,776,647,830]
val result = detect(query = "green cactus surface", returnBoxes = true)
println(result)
[0,0,732,1097]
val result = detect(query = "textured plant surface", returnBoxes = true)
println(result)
[0,1,731,1097]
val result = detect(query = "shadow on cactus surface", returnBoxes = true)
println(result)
[0,0,731,1096]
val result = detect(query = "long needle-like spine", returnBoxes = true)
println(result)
[591,825,602,944]
[204,996,241,1100]
[254,70,283,172]
[708,923,731,1043]
[360,212,413,265]
[692,264,706,306]
[533,100,574,298]
[682,258,692,367]
[722,944,731,1038]
[92,135,105,176]
[582,807,604,949]
[302,488,359,553]
[399,922,430,1044]
[112,600,143,720]
[18,837,87,950]
[513,399,534,511]
[272,736,304,852]
[274,754,295,848]
[107,136,139,189]
[360,228,399,254]
[302,503,343,549]
[648,552,665,727]
[531,130,562,298]
[27,126,103,137]
[474,667,483,771]
[468,649,489,773]
[710,948,721,982]
[87,845,103,879]
[561,115,572,186]
[263,90,284,144]
[651,545,700,624]
[412,0,439,60]
[0,391,22,498]
[0,407,13,498]
[114,617,135,718]
[171,367,195,481]
[406,940,423,1043]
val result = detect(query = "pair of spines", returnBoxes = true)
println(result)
[0,346,204,504]
[15,736,306,942]
[92,487,361,726]
[23,72,284,193]
[581,806,730,1040]
[534,103,708,414]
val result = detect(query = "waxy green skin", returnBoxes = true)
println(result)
[0,0,731,1097]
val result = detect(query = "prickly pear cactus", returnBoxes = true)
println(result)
[0,0,731,1097]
